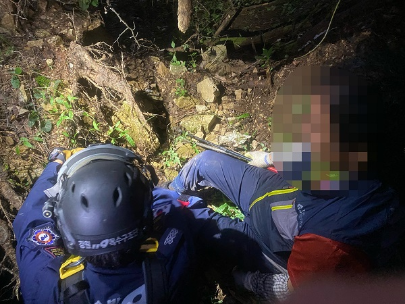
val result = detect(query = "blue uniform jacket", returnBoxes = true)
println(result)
[13,162,217,304]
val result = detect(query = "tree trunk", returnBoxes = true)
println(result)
[178,0,192,33]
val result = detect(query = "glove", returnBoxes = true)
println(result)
[48,147,84,163]
[245,151,273,168]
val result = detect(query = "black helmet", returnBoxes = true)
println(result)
[54,144,153,256]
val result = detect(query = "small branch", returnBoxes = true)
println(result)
[294,0,341,61]
[107,5,140,49]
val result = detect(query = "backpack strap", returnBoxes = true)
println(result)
[59,255,91,304]
[143,254,169,304]
[59,240,169,304]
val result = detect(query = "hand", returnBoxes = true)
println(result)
[48,147,84,164]
[245,151,273,168]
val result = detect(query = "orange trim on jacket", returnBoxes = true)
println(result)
[288,233,371,288]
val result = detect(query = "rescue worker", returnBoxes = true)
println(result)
[169,66,405,301]
[13,144,208,304]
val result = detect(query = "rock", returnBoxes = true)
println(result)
[0,13,15,34]
[205,133,219,144]
[202,45,227,62]
[235,89,244,100]
[113,103,160,153]
[176,143,197,160]
[174,96,198,110]
[46,35,63,46]
[5,136,14,146]
[26,39,44,49]
[195,104,208,113]
[201,45,227,71]
[170,63,187,75]
[156,61,170,78]
[164,168,180,181]
[195,131,205,138]
[180,114,218,133]
[218,130,251,147]
[197,77,220,103]
[46,59,53,67]
[35,29,51,38]
[222,102,235,110]
[18,85,28,103]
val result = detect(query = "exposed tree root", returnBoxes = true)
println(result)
[68,42,160,154]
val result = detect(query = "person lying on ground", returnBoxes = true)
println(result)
[167,66,405,302]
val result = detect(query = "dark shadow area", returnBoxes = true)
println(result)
[100,0,178,50]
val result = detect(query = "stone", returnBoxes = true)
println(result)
[176,143,197,160]
[26,39,44,49]
[35,29,51,38]
[174,96,198,110]
[170,63,187,75]
[197,77,220,103]
[46,59,53,67]
[218,130,251,147]
[222,102,235,110]
[201,45,228,73]
[195,104,208,113]
[18,85,28,103]
[235,89,243,100]
[46,35,63,46]
[164,168,180,181]
[0,13,15,34]
[5,136,14,146]
[180,114,218,133]
[156,61,170,78]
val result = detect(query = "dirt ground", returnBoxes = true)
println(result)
[1,0,405,303]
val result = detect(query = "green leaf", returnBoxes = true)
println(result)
[28,112,39,127]
[41,120,52,133]
[67,95,77,103]
[15,146,20,155]
[14,67,23,75]
[35,75,51,87]
[33,136,43,142]
[91,0,98,6]
[62,131,69,137]
[78,0,90,10]
[20,137,33,148]
[92,120,99,130]
[68,110,74,119]
[171,41,175,48]
[11,75,20,88]
[125,134,136,147]
[237,113,250,120]
[57,116,64,127]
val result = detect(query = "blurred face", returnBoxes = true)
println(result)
[271,66,369,192]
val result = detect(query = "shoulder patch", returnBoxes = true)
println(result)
[44,246,65,258]
[28,226,60,246]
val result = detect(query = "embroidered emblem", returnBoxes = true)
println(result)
[44,246,65,258]
[163,228,178,245]
[29,226,60,246]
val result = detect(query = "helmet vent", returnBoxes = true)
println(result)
[113,187,122,207]
[124,172,132,186]
[71,183,75,193]
[81,195,89,209]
